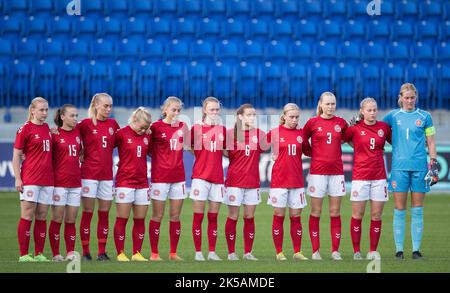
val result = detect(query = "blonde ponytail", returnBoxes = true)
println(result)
[88,93,112,125]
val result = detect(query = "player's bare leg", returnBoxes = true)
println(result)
[49,205,65,261]
[310,197,323,259]
[411,192,425,259]
[329,196,343,260]
[131,204,148,261]
[168,199,184,260]
[393,192,408,259]
[64,205,79,261]
[242,204,258,260]
[351,201,366,260]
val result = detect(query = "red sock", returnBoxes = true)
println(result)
[169,220,181,254]
[33,219,47,255]
[113,217,128,255]
[49,220,62,257]
[243,217,255,254]
[330,216,342,252]
[309,215,320,253]
[290,216,302,253]
[272,215,284,254]
[350,217,362,253]
[17,218,32,256]
[97,210,109,255]
[64,222,76,254]
[225,217,237,254]
[80,211,93,255]
[132,218,145,254]
[149,220,161,254]
[207,212,218,252]
[192,213,204,252]
[370,220,382,252]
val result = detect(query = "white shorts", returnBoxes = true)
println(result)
[150,182,187,201]
[20,185,54,205]
[81,180,113,201]
[268,188,307,209]
[224,187,261,206]
[115,187,151,205]
[52,187,82,207]
[351,180,389,202]
[307,174,346,198]
[189,179,224,203]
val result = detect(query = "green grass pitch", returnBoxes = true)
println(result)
[0,192,449,273]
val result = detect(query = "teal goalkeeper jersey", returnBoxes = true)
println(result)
[383,108,435,171]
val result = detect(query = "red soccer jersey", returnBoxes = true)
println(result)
[14,122,53,186]
[343,121,392,180]
[79,118,120,181]
[191,124,226,184]
[150,119,188,183]
[115,125,151,189]
[268,125,305,188]
[225,128,266,189]
[303,116,348,175]
[52,127,82,188]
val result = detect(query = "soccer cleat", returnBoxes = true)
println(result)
[52,254,65,262]
[194,252,205,261]
[276,252,287,261]
[207,252,222,261]
[131,252,148,262]
[227,253,239,261]
[353,252,363,260]
[169,253,184,261]
[312,251,322,260]
[293,252,308,261]
[149,253,163,262]
[331,251,343,261]
[243,253,258,261]
[96,253,111,261]
[19,254,37,262]
[117,252,130,262]
[366,251,381,260]
[34,254,50,262]
[66,251,79,261]
[395,251,404,260]
[412,251,423,260]
[82,253,92,261]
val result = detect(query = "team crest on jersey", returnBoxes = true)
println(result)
[334,125,342,133]
[378,129,384,137]
[360,131,366,136]
[119,192,125,199]
[109,127,114,135]
[297,136,303,143]
[53,195,61,202]
[177,130,183,136]
[193,189,200,196]
[415,119,423,127]
[352,191,359,197]
[60,138,66,144]
[76,136,81,144]
[252,136,258,143]
[229,195,236,202]
[271,197,277,204]
[26,190,34,197]
[309,186,316,193]
[153,189,160,196]
[143,137,149,145]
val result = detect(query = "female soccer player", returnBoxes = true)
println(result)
[303,92,348,261]
[49,104,82,262]
[149,96,189,261]
[113,107,152,262]
[224,104,267,261]
[79,93,120,261]
[13,97,53,262]
[344,98,391,260]
[268,103,309,261]
[383,83,438,260]
[190,97,226,261]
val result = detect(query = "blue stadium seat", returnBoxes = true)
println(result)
[211,63,235,102]
[48,18,73,41]
[411,43,435,66]
[161,62,185,99]
[197,18,220,42]
[246,19,269,43]
[179,0,202,18]
[222,19,245,42]
[34,61,58,103]
[86,62,111,96]
[216,40,239,63]
[265,41,288,64]
[289,41,312,65]
[286,64,309,108]
[10,62,33,106]
[105,0,129,18]
[67,39,90,62]
[124,19,147,42]
[73,18,97,41]
[4,0,28,17]
[91,40,115,62]
[436,65,450,108]
[320,20,342,42]
[24,17,46,40]
[131,0,153,18]
[0,39,14,62]
[30,0,54,17]
[275,0,299,21]
[440,23,450,42]
[444,2,450,21]
[261,63,284,108]
[173,18,196,42]
[149,18,172,42]
[251,0,274,21]
[314,42,337,65]
[112,62,134,104]
[187,63,209,106]
[343,20,366,43]
[386,42,410,66]
[270,19,293,42]
[0,63,8,108]
[236,63,259,104]
[294,20,317,42]
[300,0,322,21]
[98,18,122,42]
[377,0,395,22]
[416,22,438,45]
[384,64,405,108]
[241,40,263,64]
[81,0,104,18]
[203,0,226,20]
[141,40,165,63]
[347,0,368,21]
[0,18,22,40]
[136,63,160,107]
[190,40,214,64]
[41,40,64,62]
[117,39,141,63]
[362,42,385,66]
[15,39,39,62]
[367,20,390,45]
[333,64,358,108]
[311,64,332,100]
[227,0,251,21]
[167,40,190,63]
[419,0,442,23]
[339,42,361,65]
[60,62,85,105]
[436,43,450,66]
[407,64,434,108]
[323,0,347,21]
[396,1,418,22]
[154,0,177,18]
[360,64,383,101]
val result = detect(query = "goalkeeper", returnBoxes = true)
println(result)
[383,83,438,260]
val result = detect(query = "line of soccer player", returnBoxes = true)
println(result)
[13,83,439,262]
